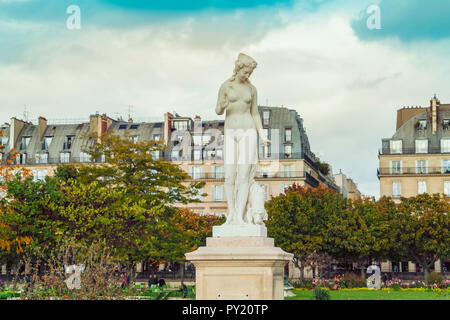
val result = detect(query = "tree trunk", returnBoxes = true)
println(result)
[424,267,430,283]
[180,262,185,286]
[11,262,22,290]
[129,263,137,285]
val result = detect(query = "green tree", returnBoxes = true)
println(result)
[165,208,224,284]
[395,193,450,280]
[265,185,345,279]
[53,132,205,274]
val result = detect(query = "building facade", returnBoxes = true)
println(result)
[1,106,340,217]
[333,171,362,200]
[378,95,450,273]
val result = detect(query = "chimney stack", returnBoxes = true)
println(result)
[430,95,440,135]
[38,116,47,142]
[164,112,173,144]
[9,117,27,151]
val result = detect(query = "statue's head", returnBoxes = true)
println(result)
[232,53,257,82]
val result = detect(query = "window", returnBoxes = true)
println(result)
[213,166,224,179]
[130,135,139,143]
[262,128,270,158]
[443,160,450,173]
[64,135,74,150]
[417,120,427,130]
[390,140,402,154]
[441,139,450,153]
[392,182,401,198]
[193,149,202,161]
[282,165,294,178]
[119,124,128,130]
[391,161,402,174]
[152,134,161,141]
[415,139,428,153]
[80,152,91,162]
[443,119,450,130]
[215,149,223,159]
[42,136,53,150]
[262,110,270,126]
[20,137,31,150]
[60,152,70,163]
[285,128,292,142]
[36,153,48,164]
[418,181,427,194]
[1,135,8,148]
[444,181,450,197]
[16,153,27,165]
[415,160,428,174]
[284,145,292,159]
[173,120,189,131]
[130,124,139,129]
[212,185,224,201]
[190,166,203,179]
[32,170,48,182]
[151,151,160,160]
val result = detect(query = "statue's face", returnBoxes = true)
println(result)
[237,66,253,82]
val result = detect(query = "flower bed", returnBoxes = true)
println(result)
[292,275,450,290]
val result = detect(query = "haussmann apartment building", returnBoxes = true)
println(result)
[378,95,450,273]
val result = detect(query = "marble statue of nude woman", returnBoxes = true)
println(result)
[215,53,270,227]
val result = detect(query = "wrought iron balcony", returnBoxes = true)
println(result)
[378,167,450,175]
[187,171,308,180]
[379,147,450,155]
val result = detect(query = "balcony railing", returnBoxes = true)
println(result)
[188,171,308,180]
[16,156,105,165]
[305,172,319,188]
[379,147,450,155]
[378,167,450,175]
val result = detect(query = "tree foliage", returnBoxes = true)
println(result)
[266,184,449,278]
[396,193,450,279]
[0,132,210,276]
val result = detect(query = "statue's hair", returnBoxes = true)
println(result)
[231,53,257,82]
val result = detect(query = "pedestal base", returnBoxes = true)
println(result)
[185,237,293,300]
[213,224,267,237]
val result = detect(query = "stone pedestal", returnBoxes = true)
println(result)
[213,224,267,237]
[185,237,293,300]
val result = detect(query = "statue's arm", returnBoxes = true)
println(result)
[216,82,228,115]
[250,86,268,143]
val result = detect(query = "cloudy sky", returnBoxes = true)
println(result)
[1,0,450,198]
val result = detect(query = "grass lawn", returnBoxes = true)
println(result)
[285,289,450,300]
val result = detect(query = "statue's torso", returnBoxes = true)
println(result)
[224,81,256,131]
